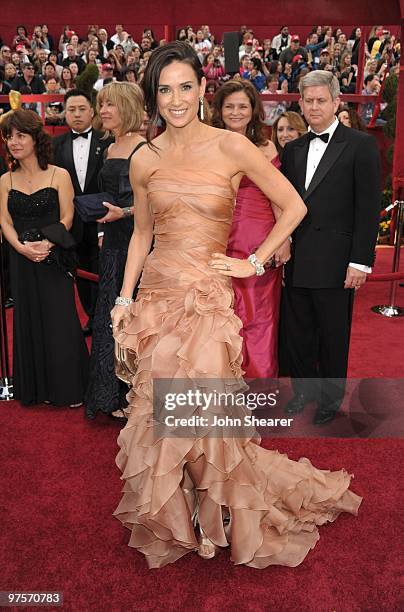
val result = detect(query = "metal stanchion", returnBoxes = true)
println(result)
[0,228,13,400]
[372,200,404,317]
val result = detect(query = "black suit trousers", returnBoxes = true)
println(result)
[283,281,355,407]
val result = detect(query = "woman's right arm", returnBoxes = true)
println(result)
[0,176,48,261]
[0,176,22,252]
[120,158,153,297]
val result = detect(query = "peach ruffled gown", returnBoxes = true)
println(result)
[114,168,362,569]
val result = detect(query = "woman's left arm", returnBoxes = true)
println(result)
[209,133,306,278]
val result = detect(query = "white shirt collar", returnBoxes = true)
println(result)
[71,128,93,135]
[308,116,339,138]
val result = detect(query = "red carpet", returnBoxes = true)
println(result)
[1,246,403,611]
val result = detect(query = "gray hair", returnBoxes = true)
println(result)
[299,70,340,100]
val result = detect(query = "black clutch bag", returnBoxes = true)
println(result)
[19,223,77,278]
[73,192,114,223]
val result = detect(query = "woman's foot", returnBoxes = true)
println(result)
[197,526,218,560]
[69,402,83,408]
[110,409,127,420]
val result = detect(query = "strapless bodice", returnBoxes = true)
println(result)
[147,168,235,253]
[140,168,236,291]
[7,187,60,233]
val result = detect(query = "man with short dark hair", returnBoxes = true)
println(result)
[10,62,45,93]
[359,74,383,124]
[271,26,291,59]
[53,90,111,335]
[62,45,85,73]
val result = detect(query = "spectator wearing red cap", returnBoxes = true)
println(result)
[239,35,254,59]
[93,63,115,91]
[279,35,308,67]
[317,48,334,72]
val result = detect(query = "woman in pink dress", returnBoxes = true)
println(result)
[212,80,291,378]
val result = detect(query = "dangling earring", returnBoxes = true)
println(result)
[199,97,204,121]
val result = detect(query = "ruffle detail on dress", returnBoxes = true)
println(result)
[113,279,362,569]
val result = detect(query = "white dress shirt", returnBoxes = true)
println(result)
[305,117,371,274]
[72,129,92,192]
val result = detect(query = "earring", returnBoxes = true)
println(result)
[199,97,204,121]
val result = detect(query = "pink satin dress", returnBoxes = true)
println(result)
[227,156,282,378]
[113,166,361,569]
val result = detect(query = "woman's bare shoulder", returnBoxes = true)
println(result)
[259,140,278,160]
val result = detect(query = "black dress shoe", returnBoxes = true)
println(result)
[5,297,14,309]
[313,407,338,425]
[82,325,93,337]
[284,393,310,414]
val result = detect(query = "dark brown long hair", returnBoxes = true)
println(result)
[211,79,268,147]
[141,41,205,143]
[1,109,52,170]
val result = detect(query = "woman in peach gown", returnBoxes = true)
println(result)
[212,80,290,378]
[111,42,362,569]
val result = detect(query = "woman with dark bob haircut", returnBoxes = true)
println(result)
[0,109,89,407]
[111,41,360,569]
[211,79,290,379]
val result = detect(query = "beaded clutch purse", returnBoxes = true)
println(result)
[114,321,138,386]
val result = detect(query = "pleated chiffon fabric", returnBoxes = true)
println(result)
[114,168,362,569]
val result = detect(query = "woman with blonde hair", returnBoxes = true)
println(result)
[271,111,307,158]
[85,82,146,420]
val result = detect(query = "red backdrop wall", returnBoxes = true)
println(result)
[1,0,402,44]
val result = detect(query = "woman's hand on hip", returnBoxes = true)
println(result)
[208,253,255,278]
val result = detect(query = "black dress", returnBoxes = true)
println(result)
[8,185,89,406]
[85,142,145,418]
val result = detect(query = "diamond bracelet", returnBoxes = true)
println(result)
[115,296,134,307]
[247,254,265,276]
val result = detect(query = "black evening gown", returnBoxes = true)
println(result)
[85,154,138,418]
[8,186,89,406]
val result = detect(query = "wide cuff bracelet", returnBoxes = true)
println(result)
[247,253,265,276]
[115,296,134,306]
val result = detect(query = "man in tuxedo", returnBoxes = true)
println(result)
[281,70,381,424]
[53,89,110,335]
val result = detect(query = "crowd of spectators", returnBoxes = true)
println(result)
[0,23,400,126]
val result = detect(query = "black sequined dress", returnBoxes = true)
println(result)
[8,186,89,406]
[85,154,137,418]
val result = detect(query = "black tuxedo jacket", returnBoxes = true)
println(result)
[282,122,381,288]
[52,129,112,243]
[52,129,110,196]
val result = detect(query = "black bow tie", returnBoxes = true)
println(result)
[308,131,330,143]
[72,130,92,140]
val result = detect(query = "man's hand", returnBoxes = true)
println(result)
[274,239,291,266]
[344,265,367,290]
